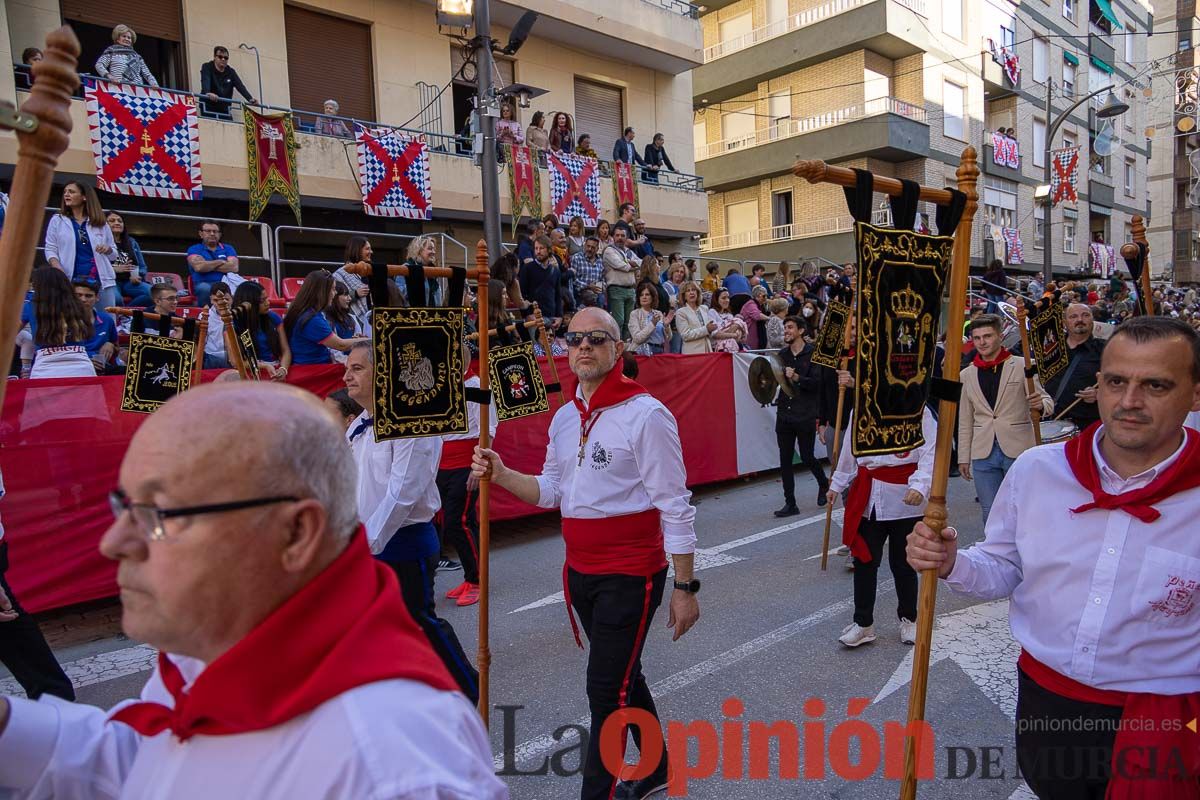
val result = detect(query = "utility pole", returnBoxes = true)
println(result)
[1042,79,1055,287]
[474,0,502,261]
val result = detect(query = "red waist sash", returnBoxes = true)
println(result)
[439,439,476,470]
[842,463,918,563]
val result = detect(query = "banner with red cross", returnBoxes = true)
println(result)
[355,125,432,220]
[84,79,202,200]
[1050,147,1080,205]
[612,160,639,216]
[546,150,602,227]
[244,107,301,224]
[506,144,541,237]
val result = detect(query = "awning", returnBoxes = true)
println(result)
[1093,0,1123,30]
[1064,51,1080,66]
[1090,55,1114,74]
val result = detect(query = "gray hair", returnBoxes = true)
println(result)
[405,235,438,264]
[324,99,339,111]
[112,24,136,43]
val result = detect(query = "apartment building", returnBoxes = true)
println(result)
[1,0,708,272]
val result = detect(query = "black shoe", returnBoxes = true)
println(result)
[614,769,669,800]
[774,503,800,518]
[948,465,960,477]
[437,558,461,572]
[817,488,829,507]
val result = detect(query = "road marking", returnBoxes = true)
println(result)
[0,643,156,698]
[510,510,835,615]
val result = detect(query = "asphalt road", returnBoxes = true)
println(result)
[5,467,1038,800]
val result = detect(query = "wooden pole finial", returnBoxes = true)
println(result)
[1130,214,1147,243]
[792,159,829,185]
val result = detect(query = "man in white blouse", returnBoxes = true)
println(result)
[909,316,1200,800]
[0,382,506,800]
[473,307,700,800]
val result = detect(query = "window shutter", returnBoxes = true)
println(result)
[284,5,375,121]
[62,0,183,41]
[573,78,623,156]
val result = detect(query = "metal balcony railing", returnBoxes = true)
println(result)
[700,207,891,252]
[642,0,701,17]
[696,97,927,161]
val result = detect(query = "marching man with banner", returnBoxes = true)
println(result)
[471,307,700,800]
[1043,303,1105,429]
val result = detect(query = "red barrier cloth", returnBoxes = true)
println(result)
[1,354,736,612]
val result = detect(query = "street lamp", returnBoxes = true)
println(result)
[1041,81,1130,286]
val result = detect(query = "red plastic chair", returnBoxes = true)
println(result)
[282,277,306,301]
[246,276,287,309]
[145,272,194,306]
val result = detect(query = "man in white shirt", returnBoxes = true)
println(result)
[826,409,935,648]
[343,341,479,703]
[909,316,1200,800]
[472,307,700,800]
[0,382,506,800]
[202,281,232,370]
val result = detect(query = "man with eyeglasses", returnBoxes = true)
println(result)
[199,46,256,118]
[472,307,700,800]
[0,382,506,799]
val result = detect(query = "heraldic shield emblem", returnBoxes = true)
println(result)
[488,341,550,422]
[371,307,467,440]
[121,332,196,414]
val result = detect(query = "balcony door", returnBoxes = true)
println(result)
[719,12,754,48]
[725,199,759,247]
[721,110,756,151]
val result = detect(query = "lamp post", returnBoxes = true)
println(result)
[1041,79,1129,286]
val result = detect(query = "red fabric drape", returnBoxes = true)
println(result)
[2,354,737,612]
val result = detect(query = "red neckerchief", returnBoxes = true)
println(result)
[572,363,647,465]
[111,533,456,741]
[1064,422,1200,523]
[972,347,1012,370]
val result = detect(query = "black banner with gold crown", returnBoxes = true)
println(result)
[811,300,851,369]
[488,341,549,421]
[852,223,953,456]
[1029,296,1068,386]
[236,327,261,380]
[121,332,196,414]
[372,307,467,440]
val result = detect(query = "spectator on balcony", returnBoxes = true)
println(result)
[106,211,153,309]
[675,281,714,355]
[200,45,257,117]
[495,102,524,150]
[334,236,374,329]
[628,281,670,356]
[526,111,549,151]
[203,281,233,370]
[701,262,721,296]
[284,270,368,365]
[570,236,605,309]
[186,220,242,306]
[723,267,752,301]
[575,133,598,160]
[595,218,613,250]
[234,280,290,380]
[566,216,586,259]
[708,287,747,353]
[772,260,792,296]
[315,100,353,138]
[519,235,562,326]
[612,127,647,169]
[21,267,95,379]
[72,278,120,375]
[21,47,42,64]
[548,112,574,154]
[95,25,157,87]
[45,181,120,310]
[642,133,675,185]
[602,226,640,338]
[740,285,770,349]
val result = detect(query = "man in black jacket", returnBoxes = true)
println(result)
[1042,303,1105,428]
[775,316,830,517]
[200,46,257,118]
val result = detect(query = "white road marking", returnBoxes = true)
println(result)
[0,643,156,698]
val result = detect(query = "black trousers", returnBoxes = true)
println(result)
[386,556,480,705]
[436,467,480,584]
[852,515,919,628]
[776,418,829,505]
[0,541,74,700]
[1016,668,1121,799]
[567,567,668,800]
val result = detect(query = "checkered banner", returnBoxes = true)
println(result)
[1050,147,1080,205]
[547,150,602,227]
[84,79,202,200]
[355,124,432,220]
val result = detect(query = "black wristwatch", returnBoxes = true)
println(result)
[673,579,701,594]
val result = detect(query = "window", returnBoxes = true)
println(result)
[1001,25,1016,49]
[1063,0,1074,20]
[1089,62,1113,101]
[1124,89,1135,132]
[1063,60,1076,95]
[1063,131,1076,150]
[720,110,756,148]
[719,12,753,45]
[943,0,962,39]
[768,92,790,134]
[771,191,794,232]
[1035,217,1046,249]
[983,177,1017,229]
[724,199,760,245]
[1124,157,1136,196]
[943,80,965,141]
[693,118,707,151]
[767,0,788,25]
[1033,118,1047,167]
[1063,210,1077,252]
[63,0,186,90]
[1124,222,1133,242]
[864,69,890,104]
[1175,230,1191,261]
[1125,23,1136,62]
[574,78,624,157]
[1090,131,1108,174]
[453,51,513,144]
[1033,36,1049,83]
[285,5,375,121]
[1090,0,1114,34]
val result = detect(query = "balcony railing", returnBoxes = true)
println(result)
[702,0,926,63]
[696,97,926,161]
[700,207,891,252]
[643,0,701,17]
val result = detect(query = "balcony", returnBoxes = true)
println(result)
[981,134,1022,181]
[694,0,930,103]
[1088,31,1116,69]
[980,40,1019,98]
[701,207,891,252]
[696,98,928,190]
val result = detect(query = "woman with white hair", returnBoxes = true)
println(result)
[401,236,444,306]
[316,99,352,137]
[95,24,157,86]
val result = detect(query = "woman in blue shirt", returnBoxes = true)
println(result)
[282,270,367,365]
[232,281,291,380]
[325,280,361,363]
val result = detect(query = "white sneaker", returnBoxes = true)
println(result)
[839,623,876,647]
[899,618,917,645]
[844,554,855,571]
[835,545,850,556]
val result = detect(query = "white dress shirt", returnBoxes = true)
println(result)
[204,306,226,358]
[348,413,442,553]
[828,409,937,520]
[0,655,507,800]
[535,393,697,554]
[945,426,1200,694]
[1186,410,1200,433]
[443,375,498,443]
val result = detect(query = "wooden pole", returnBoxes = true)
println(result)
[466,318,540,341]
[794,160,959,206]
[1130,215,1154,315]
[105,308,191,327]
[215,301,252,380]
[1052,383,1098,422]
[900,147,979,800]
[474,241,494,726]
[193,316,208,384]
[342,261,487,281]
[532,302,566,404]
[0,28,79,402]
[1015,299,1043,445]
[820,303,855,572]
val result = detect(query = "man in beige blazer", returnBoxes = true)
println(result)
[958,314,1053,523]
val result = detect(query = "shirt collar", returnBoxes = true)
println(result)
[1091,424,1188,493]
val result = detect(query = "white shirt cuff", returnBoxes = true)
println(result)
[534,476,559,509]
[942,549,974,590]
[663,521,696,555]
[0,696,60,789]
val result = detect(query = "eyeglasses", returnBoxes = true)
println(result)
[564,330,616,348]
[214,54,228,60]
[109,488,298,541]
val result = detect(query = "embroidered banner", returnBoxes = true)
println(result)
[1029,297,1069,385]
[371,307,466,440]
[1003,227,1024,264]
[506,144,541,237]
[355,125,432,220]
[546,150,602,227]
[488,341,550,421]
[244,107,300,224]
[1090,242,1115,278]
[811,300,852,370]
[120,333,196,414]
[612,160,639,216]
[1050,147,1080,204]
[852,222,954,457]
[84,79,202,200]
[988,39,1021,86]
[990,132,1019,169]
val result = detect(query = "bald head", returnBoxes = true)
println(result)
[1065,303,1093,337]
[571,306,620,341]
